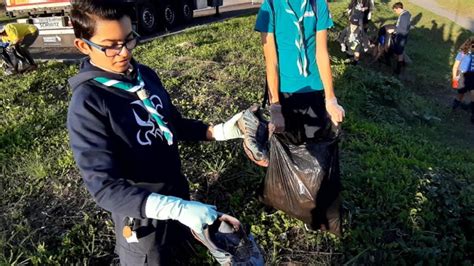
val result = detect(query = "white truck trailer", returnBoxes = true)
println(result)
[4,0,223,47]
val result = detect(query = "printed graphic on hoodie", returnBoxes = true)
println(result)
[131,94,167,145]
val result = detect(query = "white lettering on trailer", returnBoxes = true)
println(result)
[34,17,66,29]
[43,36,61,43]
[39,29,74,35]
[17,17,70,30]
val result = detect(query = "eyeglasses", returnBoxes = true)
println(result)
[82,31,140,57]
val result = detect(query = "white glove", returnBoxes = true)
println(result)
[341,44,347,52]
[213,112,244,141]
[145,193,218,233]
[325,98,345,126]
[367,12,372,20]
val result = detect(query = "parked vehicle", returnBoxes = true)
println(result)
[4,0,223,47]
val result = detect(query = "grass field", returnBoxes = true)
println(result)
[1,0,473,265]
[436,0,474,18]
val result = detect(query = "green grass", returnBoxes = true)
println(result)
[436,0,474,18]
[1,0,473,265]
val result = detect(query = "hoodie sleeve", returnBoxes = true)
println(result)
[168,103,209,141]
[338,28,348,44]
[67,85,151,219]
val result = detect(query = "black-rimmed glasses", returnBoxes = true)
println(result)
[82,31,140,57]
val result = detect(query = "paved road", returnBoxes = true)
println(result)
[30,2,261,61]
[409,0,474,32]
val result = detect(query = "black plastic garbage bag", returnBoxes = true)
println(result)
[260,130,342,236]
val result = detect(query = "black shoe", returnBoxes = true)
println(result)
[452,99,461,110]
[461,103,469,110]
[3,68,17,76]
[394,61,403,74]
[21,64,38,73]
[384,55,391,66]
[471,103,474,123]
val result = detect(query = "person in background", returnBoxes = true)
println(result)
[0,23,39,73]
[347,0,375,32]
[451,37,474,123]
[387,2,411,74]
[338,20,371,65]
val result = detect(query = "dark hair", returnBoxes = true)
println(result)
[70,0,131,39]
[459,36,474,54]
[392,2,403,9]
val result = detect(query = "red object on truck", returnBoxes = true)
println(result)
[5,0,70,13]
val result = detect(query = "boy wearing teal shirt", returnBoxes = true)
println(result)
[255,0,333,93]
[255,0,344,137]
[255,0,345,233]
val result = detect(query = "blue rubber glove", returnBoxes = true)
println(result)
[145,193,218,233]
[0,42,10,48]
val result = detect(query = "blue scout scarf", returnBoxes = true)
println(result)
[94,70,174,145]
[284,0,310,77]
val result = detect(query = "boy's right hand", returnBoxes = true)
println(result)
[212,112,244,141]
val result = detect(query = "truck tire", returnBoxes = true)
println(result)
[181,0,193,23]
[138,4,158,34]
[163,3,177,29]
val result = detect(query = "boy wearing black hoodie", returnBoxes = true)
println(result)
[67,1,243,265]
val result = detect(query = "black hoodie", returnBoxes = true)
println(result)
[338,26,370,55]
[67,59,208,219]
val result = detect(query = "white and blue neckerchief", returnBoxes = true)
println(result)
[284,0,311,77]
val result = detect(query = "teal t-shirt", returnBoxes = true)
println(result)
[255,0,334,93]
